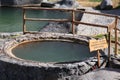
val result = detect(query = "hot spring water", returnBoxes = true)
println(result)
[12,41,96,62]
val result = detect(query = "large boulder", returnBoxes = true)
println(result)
[0,0,15,6]
[55,0,80,8]
[15,0,41,5]
[41,2,55,7]
[58,0,75,6]
[0,0,41,6]
[100,0,113,10]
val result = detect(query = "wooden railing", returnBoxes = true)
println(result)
[22,7,120,56]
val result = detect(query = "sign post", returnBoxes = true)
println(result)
[89,38,108,68]
[97,50,100,68]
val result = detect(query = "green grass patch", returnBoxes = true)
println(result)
[89,0,102,2]
[93,34,107,39]
[10,34,22,39]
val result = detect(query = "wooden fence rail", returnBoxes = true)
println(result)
[73,21,108,28]
[24,18,69,22]
[23,7,118,17]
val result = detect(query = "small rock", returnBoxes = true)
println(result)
[100,0,113,10]
[111,58,120,69]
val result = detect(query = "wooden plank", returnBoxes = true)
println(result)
[23,9,26,34]
[72,10,75,34]
[89,39,108,52]
[108,32,111,67]
[74,21,108,28]
[25,18,69,22]
[23,7,73,11]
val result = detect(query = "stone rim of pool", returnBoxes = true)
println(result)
[1,32,107,78]
[3,32,104,65]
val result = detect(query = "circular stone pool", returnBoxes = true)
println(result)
[3,33,97,63]
[1,33,106,79]
[12,41,95,62]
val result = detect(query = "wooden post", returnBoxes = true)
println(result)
[108,32,111,66]
[23,9,26,34]
[97,50,100,68]
[72,10,75,35]
[115,16,118,56]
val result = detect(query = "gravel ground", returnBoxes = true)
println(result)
[77,7,120,36]
[100,8,120,31]
[79,68,120,80]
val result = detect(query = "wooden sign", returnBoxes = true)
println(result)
[108,20,115,32]
[89,39,108,52]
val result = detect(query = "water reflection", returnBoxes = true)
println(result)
[12,41,96,62]
[0,7,22,32]
[0,7,70,32]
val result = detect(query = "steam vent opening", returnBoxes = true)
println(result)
[12,40,96,62]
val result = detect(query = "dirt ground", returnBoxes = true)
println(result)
[77,0,120,8]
